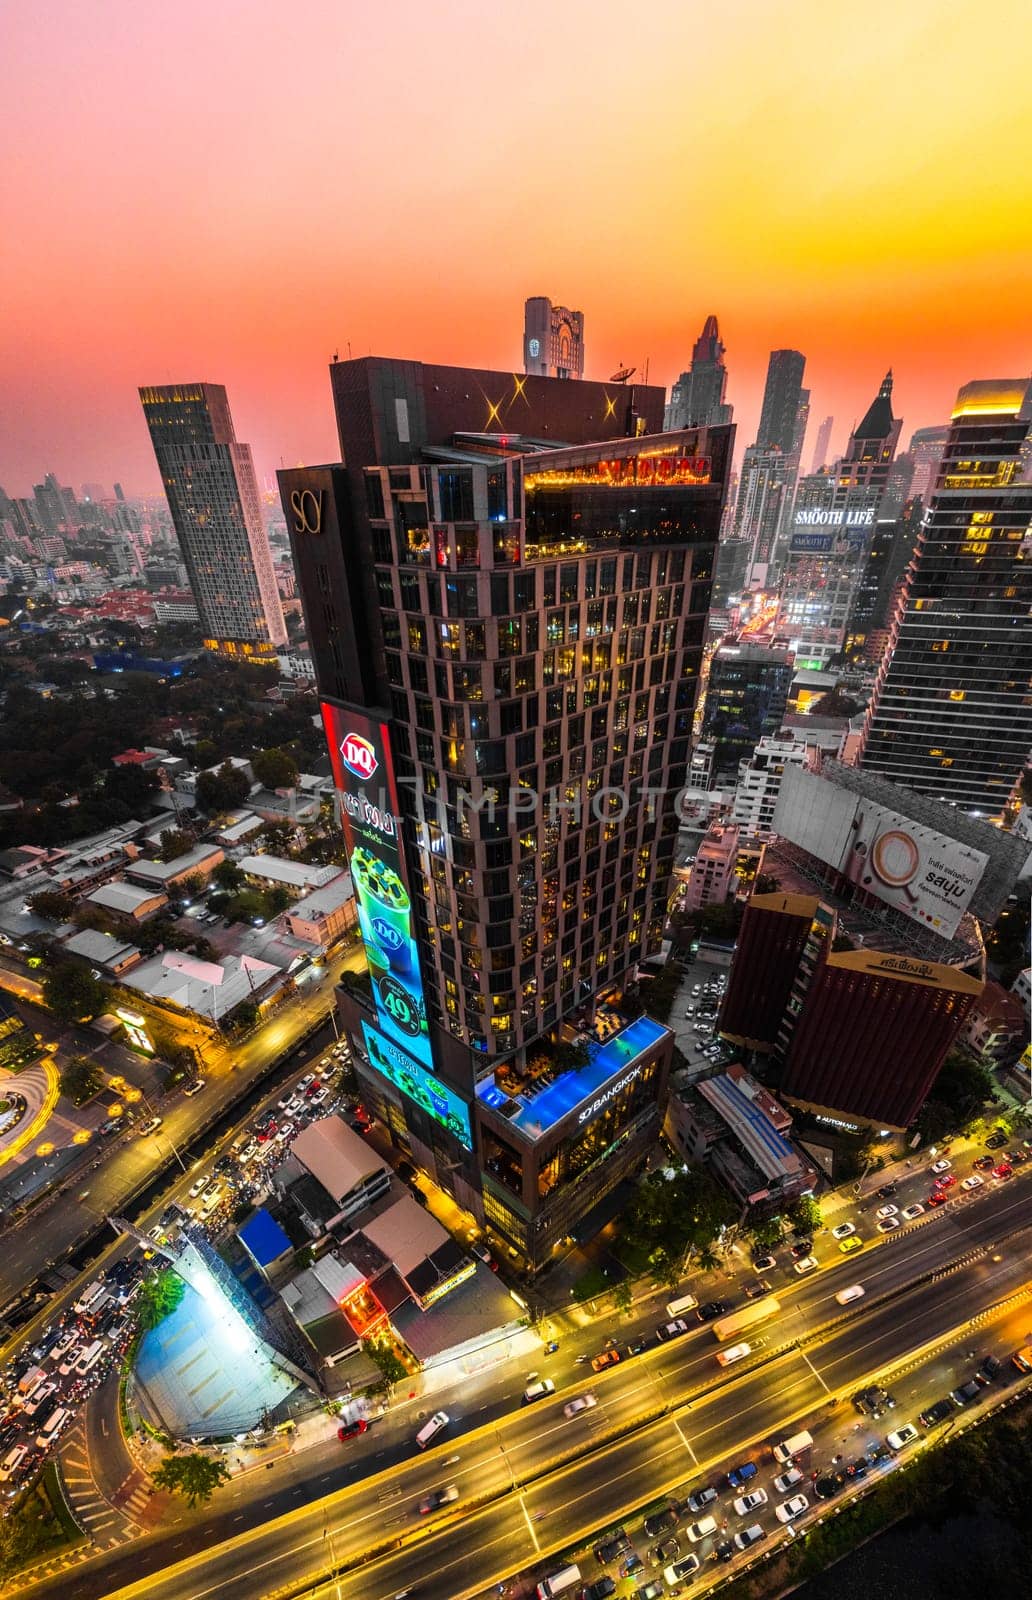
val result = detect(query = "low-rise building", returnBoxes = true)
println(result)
[732,736,813,840]
[121,948,282,1022]
[959,980,1027,1067]
[281,873,356,949]
[62,927,142,977]
[125,844,225,892]
[238,855,339,894]
[281,1115,392,1231]
[665,1064,818,1215]
[86,881,169,921]
[1011,967,1031,1023]
[683,823,740,912]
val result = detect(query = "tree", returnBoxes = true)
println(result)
[26,889,76,923]
[214,860,245,892]
[159,828,193,862]
[41,963,108,1023]
[613,1281,633,1314]
[58,1056,103,1105]
[754,873,780,896]
[151,1452,230,1509]
[362,1336,408,1384]
[749,1215,783,1252]
[811,688,859,718]
[252,747,299,790]
[135,1269,186,1330]
[787,1195,822,1236]
[196,761,250,813]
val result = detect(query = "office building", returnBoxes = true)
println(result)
[846,499,924,653]
[756,350,807,454]
[732,446,797,587]
[523,297,584,379]
[774,372,902,664]
[682,822,740,911]
[861,379,1032,816]
[665,315,733,431]
[140,383,287,657]
[282,354,731,1270]
[702,644,793,785]
[718,891,819,1052]
[810,415,834,474]
[907,424,949,504]
[731,736,812,840]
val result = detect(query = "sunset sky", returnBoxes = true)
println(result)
[2,0,1030,496]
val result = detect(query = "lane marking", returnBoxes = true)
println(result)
[519,1494,541,1552]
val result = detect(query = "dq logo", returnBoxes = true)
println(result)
[340,733,378,781]
[372,917,405,952]
[290,487,324,535]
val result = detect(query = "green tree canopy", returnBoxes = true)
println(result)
[214,859,245,892]
[786,1195,823,1236]
[41,963,108,1023]
[26,889,76,923]
[151,1452,230,1508]
[252,747,299,790]
[136,1269,186,1331]
[58,1056,103,1106]
[196,761,251,813]
[159,828,193,862]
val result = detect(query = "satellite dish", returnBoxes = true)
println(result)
[610,366,636,383]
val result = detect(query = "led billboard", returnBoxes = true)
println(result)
[321,701,432,1067]
[361,1021,472,1151]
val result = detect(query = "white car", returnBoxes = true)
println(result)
[733,1489,767,1516]
[188,1177,207,1198]
[275,1121,295,1142]
[716,1342,752,1366]
[901,1203,925,1220]
[876,1204,898,1219]
[793,1255,818,1275]
[775,1494,809,1523]
[563,1393,597,1419]
[887,1422,919,1451]
[835,1284,865,1305]
[831,1223,855,1240]
[931,1159,952,1174]
[773,1466,804,1494]
[877,1217,901,1233]
[961,1174,984,1191]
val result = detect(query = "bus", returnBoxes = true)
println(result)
[712,1297,780,1342]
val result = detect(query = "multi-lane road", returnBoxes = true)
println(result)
[15,1172,1032,1600]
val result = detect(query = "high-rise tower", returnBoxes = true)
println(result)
[281,355,732,1270]
[730,349,808,589]
[860,378,1032,815]
[810,415,834,474]
[756,350,807,454]
[140,384,286,657]
[665,315,733,431]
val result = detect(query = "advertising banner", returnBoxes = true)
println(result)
[839,802,988,940]
[361,1021,472,1151]
[321,701,432,1067]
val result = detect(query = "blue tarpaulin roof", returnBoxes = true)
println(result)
[238,1208,292,1268]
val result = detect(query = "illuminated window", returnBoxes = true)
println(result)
[948,690,965,701]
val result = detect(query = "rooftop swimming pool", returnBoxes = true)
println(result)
[476,1013,669,1141]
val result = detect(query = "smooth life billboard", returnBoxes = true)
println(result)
[321,701,432,1067]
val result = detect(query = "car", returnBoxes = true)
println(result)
[592,1349,622,1372]
[1010,1349,1032,1375]
[137,1116,162,1136]
[686,1485,718,1514]
[255,1122,277,1142]
[793,1255,818,1275]
[337,1418,369,1440]
[643,1507,678,1538]
[973,1154,995,1171]
[985,1130,1008,1149]
[714,1541,735,1563]
[952,1380,981,1405]
[931,1158,952,1174]
[657,1319,689,1342]
[979,1355,1002,1381]
[934,1173,956,1190]
[918,1397,955,1428]
[188,1177,207,1198]
[875,1204,898,1219]
[182,1079,206,1097]
[838,1235,863,1254]
[877,1217,901,1232]
[927,1190,948,1206]
[418,1483,459,1514]
[732,1489,767,1516]
[696,1301,731,1322]
[813,1473,846,1500]
[744,1279,773,1300]
[684,1516,717,1543]
[563,1393,597,1419]
[717,1341,753,1365]
[790,1240,814,1259]
[831,1222,856,1240]
[275,1121,295,1142]
[595,1531,630,1564]
[1009,1150,1028,1166]
[877,1183,898,1198]
[584,1581,617,1600]
[634,1584,663,1600]
[775,1494,809,1522]
[961,1175,984,1191]
[773,1466,804,1493]
[733,1525,765,1551]
[726,1461,758,1491]
[752,1255,776,1272]
[852,1385,896,1416]
[663,1556,700,1584]
[835,1284,865,1305]
[649,1538,679,1565]
[992,1163,1013,1180]
[845,1456,869,1478]
[901,1203,925,1220]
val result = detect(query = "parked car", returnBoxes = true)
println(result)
[337,1418,369,1441]
[918,1397,955,1428]
[182,1079,205,1097]
[793,1255,818,1275]
[886,1422,919,1450]
[952,1380,982,1405]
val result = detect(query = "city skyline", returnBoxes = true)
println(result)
[3,0,1030,494]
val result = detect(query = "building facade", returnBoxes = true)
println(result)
[664,314,733,432]
[756,350,807,455]
[281,356,728,1269]
[682,822,740,911]
[701,643,793,785]
[860,379,1032,816]
[140,383,287,657]
[523,297,585,380]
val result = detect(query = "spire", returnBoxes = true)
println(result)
[692,314,724,366]
[854,370,895,440]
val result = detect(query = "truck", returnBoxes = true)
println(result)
[712,1297,781,1342]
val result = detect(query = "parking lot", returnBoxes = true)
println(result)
[665,960,738,1074]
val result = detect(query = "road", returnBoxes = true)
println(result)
[14,1176,1032,1600]
[0,946,365,1310]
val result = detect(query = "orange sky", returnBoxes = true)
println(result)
[2,0,1030,495]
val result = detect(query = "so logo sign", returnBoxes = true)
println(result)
[290,487,324,535]
[340,733,378,782]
